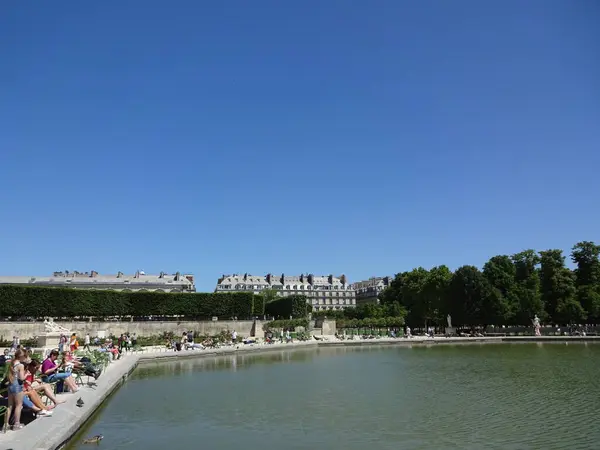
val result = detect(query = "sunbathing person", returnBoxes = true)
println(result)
[22,386,53,416]
[61,351,85,371]
[25,360,65,406]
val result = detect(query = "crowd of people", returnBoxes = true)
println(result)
[1,333,105,433]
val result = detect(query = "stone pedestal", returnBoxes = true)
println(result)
[445,327,456,336]
[36,332,62,349]
[250,320,263,338]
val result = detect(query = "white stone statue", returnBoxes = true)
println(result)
[43,318,70,334]
[447,314,452,329]
[531,315,541,336]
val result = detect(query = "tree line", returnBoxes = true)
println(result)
[376,241,600,328]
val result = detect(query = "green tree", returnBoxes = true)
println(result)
[482,255,518,323]
[571,241,600,321]
[447,265,502,326]
[421,265,452,327]
[539,249,580,323]
[378,273,404,306]
[399,268,429,328]
[261,288,280,304]
[512,250,544,324]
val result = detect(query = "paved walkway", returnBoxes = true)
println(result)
[2,335,599,450]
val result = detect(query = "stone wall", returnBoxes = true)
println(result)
[0,318,337,342]
[0,320,256,340]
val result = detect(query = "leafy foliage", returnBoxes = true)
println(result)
[0,285,259,319]
[311,302,407,324]
[337,316,405,328]
[375,241,600,327]
[264,295,312,319]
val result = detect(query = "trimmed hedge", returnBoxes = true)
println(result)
[0,285,263,319]
[337,316,405,328]
[264,295,311,319]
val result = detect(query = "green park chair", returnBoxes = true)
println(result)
[0,386,7,423]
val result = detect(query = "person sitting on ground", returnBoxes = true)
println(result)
[265,332,273,344]
[25,360,65,407]
[183,332,204,350]
[41,349,78,393]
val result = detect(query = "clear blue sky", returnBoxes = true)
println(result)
[1,1,599,291]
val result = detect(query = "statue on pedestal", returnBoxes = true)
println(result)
[447,314,452,329]
[531,315,541,336]
[43,318,70,334]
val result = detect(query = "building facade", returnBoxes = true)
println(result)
[215,273,356,311]
[350,276,393,306]
[0,270,196,293]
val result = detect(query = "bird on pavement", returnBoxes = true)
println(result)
[76,397,85,407]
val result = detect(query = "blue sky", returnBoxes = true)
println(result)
[1,1,599,291]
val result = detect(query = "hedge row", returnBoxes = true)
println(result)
[264,295,312,319]
[337,316,405,328]
[0,285,263,319]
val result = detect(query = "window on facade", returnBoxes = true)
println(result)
[286,285,290,290]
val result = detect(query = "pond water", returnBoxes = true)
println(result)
[67,343,600,450]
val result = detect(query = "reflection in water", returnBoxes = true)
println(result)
[68,343,600,450]
[134,348,319,379]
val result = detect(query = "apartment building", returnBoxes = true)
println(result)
[0,270,196,293]
[215,273,356,311]
[350,276,393,305]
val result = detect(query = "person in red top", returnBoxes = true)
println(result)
[25,360,65,407]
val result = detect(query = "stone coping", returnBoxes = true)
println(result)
[3,336,600,450]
